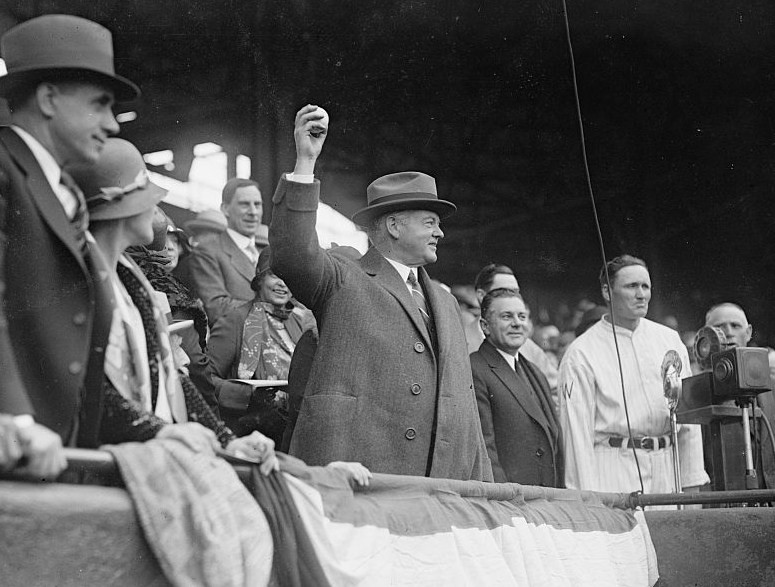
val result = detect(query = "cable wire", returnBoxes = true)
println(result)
[560,0,645,494]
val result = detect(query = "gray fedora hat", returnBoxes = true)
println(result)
[0,14,139,101]
[351,171,456,227]
[68,138,165,221]
[183,209,228,234]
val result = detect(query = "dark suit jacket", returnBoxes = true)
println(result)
[188,231,257,324]
[269,176,492,481]
[0,127,112,445]
[471,339,564,487]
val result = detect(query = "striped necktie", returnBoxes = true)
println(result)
[407,270,432,331]
[59,170,89,252]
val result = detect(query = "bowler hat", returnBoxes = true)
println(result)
[351,171,456,226]
[68,138,166,221]
[0,14,139,101]
[184,209,227,234]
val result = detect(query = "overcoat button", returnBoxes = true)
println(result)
[535,448,544,458]
[414,342,425,353]
[68,361,82,375]
[410,383,421,395]
[73,312,87,325]
[405,428,417,440]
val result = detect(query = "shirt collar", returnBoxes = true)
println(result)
[11,125,61,193]
[384,256,415,284]
[226,228,255,250]
[600,314,638,337]
[495,346,518,370]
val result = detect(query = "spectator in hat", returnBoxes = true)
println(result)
[0,14,139,478]
[189,178,270,324]
[125,207,216,412]
[183,209,228,248]
[268,105,492,481]
[207,246,310,443]
[164,220,189,273]
[68,137,278,473]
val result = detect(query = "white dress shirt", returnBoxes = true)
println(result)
[496,347,519,371]
[226,228,259,264]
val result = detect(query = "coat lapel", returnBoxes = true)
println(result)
[481,340,554,441]
[0,128,86,271]
[521,356,561,448]
[360,248,434,350]
[222,232,256,282]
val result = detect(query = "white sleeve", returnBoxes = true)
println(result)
[559,350,598,490]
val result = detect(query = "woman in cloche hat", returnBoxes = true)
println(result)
[67,138,277,472]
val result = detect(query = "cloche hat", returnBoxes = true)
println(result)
[67,138,166,221]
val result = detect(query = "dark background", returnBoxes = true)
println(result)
[3,0,774,341]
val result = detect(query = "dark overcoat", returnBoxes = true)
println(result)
[0,127,112,445]
[269,176,492,481]
[471,339,564,487]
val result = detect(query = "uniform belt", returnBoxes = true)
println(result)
[608,435,670,450]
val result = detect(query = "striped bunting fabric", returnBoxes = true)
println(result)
[277,454,658,587]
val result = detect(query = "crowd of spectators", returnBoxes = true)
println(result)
[3,15,775,515]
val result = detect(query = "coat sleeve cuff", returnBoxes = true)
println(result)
[272,174,320,212]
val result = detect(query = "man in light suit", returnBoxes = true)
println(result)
[0,15,138,476]
[269,105,492,481]
[189,178,269,324]
[471,288,563,486]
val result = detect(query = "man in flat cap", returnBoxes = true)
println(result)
[268,105,492,481]
[0,14,139,477]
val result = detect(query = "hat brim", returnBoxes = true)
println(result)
[88,182,166,221]
[183,219,227,233]
[351,197,456,227]
[0,67,140,101]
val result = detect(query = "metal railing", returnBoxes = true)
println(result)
[4,448,775,508]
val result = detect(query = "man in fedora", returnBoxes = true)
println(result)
[268,105,492,481]
[183,209,227,248]
[0,14,138,477]
[189,178,270,324]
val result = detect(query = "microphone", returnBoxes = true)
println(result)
[661,350,683,413]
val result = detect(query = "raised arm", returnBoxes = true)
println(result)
[269,105,343,309]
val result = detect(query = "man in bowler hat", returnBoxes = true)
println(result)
[269,105,492,481]
[0,14,139,477]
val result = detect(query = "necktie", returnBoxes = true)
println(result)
[59,170,89,252]
[246,241,259,265]
[407,270,432,331]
